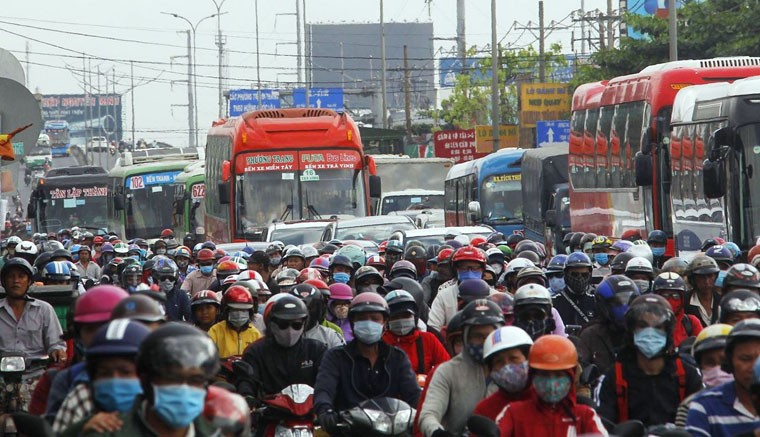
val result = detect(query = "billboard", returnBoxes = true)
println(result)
[474,125,519,153]
[433,129,488,164]
[439,57,491,87]
[40,94,123,144]
[292,88,344,109]
[229,89,281,116]
[626,0,683,39]
[519,83,571,128]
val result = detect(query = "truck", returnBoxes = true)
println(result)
[520,145,570,256]
[370,155,454,214]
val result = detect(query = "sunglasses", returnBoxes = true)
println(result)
[157,276,175,282]
[272,319,305,330]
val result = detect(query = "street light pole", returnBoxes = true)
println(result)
[212,0,228,118]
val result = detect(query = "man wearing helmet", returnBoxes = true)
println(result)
[685,255,722,327]
[719,290,760,326]
[208,285,262,359]
[75,245,101,280]
[190,290,221,332]
[152,257,192,323]
[181,248,217,296]
[291,283,345,349]
[553,252,597,328]
[421,248,454,306]
[652,272,703,347]
[315,292,420,436]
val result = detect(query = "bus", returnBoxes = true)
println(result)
[27,166,109,234]
[107,148,201,240]
[44,120,71,157]
[173,160,206,242]
[370,155,453,214]
[569,57,760,254]
[673,76,760,255]
[205,108,379,243]
[444,148,525,236]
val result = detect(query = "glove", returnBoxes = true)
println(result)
[432,429,455,437]
[318,409,341,435]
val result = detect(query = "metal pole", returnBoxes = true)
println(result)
[303,0,310,108]
[456,0,466,65]
[580,0,586,55]
[404,45,412,144]
[131,61,136,146]
[216,7,225,118]
[607,0,614,49]
[490,0,499,152]
[668,0,678,61]
[255,0,262,109]
[539,1,545,82]
[97,66,102,168]
[192,28,199,147]
[380,0,388,128]
[295,0,303,85]
[186,30,196,148]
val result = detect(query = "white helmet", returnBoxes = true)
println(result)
[505,257,535,276]
[627,244,653,264]
[6,236,22,246]
[236,270,263,282]
[513,284,552,307]
[625,256,654,276]
[15,241,38,256]
[454,234,471,246]
[483,326,534,361]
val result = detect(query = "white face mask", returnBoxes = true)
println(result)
[388,317,416,336]
[227,310,250,328]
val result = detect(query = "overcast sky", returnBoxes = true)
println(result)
[1,0,608,145]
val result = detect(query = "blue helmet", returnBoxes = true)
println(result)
[546,254,568,273]
[44,260,72,282]
[724,242,741,261]
[596,274,640,326]
[564,252,592,270]
[705,245,734,267]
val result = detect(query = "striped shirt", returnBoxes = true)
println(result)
[685,382,759,437]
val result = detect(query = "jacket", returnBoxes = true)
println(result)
[381,329,450,375]
[164,286,192,322]
[180,269,217,295]
[326,312,353,342]
[421,274,445,305]
[473,388,532,421]
[427,280,498,332]
[498,391,608,437]
[684,290,721,327]
[304,324,344,349]
[208,320,262,358]
[240,335,326,398]
[314,340,421,414]
[552,287,597,328]
[673,313,703,347]
[577,322,625,375]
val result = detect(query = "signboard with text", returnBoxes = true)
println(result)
[40,93,123,143]
[536,120,571,147]
[474,125,520,153]
[238,150,361,173]
[293,88,344,110]
[433,129,487,163]
[229,89,281,116]
[126,171,182,189]
[520,83,570,128]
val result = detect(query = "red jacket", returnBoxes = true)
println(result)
[498,397,608,437]
[673,313,703,347]
[382,329,450,375]
[473,388,533,421]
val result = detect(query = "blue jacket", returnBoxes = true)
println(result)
[314,340,420,414]
[165,286,192,322]
[686,381,759,437]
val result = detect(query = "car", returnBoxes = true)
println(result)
[87,136,108,152]
[268,220,334,246]
[389,208,445,229]
[216,242,269,254]
[321,215,417,244]
[387,225,495,248]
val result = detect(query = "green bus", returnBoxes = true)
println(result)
[173,160,206,242]
[107,148,201,240]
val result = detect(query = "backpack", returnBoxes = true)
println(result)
[614,358,686,422]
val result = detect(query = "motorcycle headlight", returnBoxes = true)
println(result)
[365,409,392,434]
[392,407,414,433]
[274,425,294,437]
[0,356,25,372]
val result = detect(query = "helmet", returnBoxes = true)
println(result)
[625,295,675,342]
[514,241,540,257]
[216,260,241,278]
[505,234,525,247]
[100,243,114,254]
[625,257,654,278]
[483,326,533,362]
[470,236,487,247]
[701,238,724,252]
[44,261,72,282]
[719,290,760,323]
[564,252,592,270]
[626,244,653,264]
[595,275,640,326]
[174,246,192,260]
[621,230,644,242]
[113,242,129,256]
[349,292,390,318]
[283,247,305,262]
[457,279,491,302]
[384,290,418,317]
[69,244,81,255]
[487,293,515,322]
[516,251,540,265]
[529,335,578,371]
[50,248,73,261]
[276,268,300,286]
[404,245,427,261]
[647,230,668,245]
[309,256,331,273]
[297,268,323,284]
[389,260,417,280]
[725,319,760,372]
[93,236,105,245]
[487,232,505,244]
[723,264,760,291]
[385,240,404,254]
[705,245,734,267]
[692,323,733,363]
[86,319,151,358]
[661,257,689,276]
[15,241,38,257]
[265,294,308,325]
[514,284,552,308]
[446,311,465,340]
[688,255,720,276]
[436,248,455,265]
[197,249,215,263]
[460,299,504,327]
[546,255,567,273]
[336,245,366,269]
[74,285,129,323]
[485,247,505,265]
[354,266,384,284]
[452,246,486,266]
[515,266,547,287]
[151,257,178,279]
[328,283,354,301]
[568,233,584,251]
[191,290,222,307]
[136,322,219,380]
[266,243,283,256]
[223,285,254,309]
[505,258,534,277]
[304,278,329,292]
[592,235,613,250]
[111,294,167,323]
[653,272,686,292]
[233,281,261,299]
[121,263,143,284]
[366,255,386,270]
[611,239,634,253]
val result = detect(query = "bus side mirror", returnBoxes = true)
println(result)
[27,203,35,219]
[468,201,481,223]
[221,160,231,183]
[703,159,726,199]
[114,194,126,211]
[369,175,382,198]
[634,151,652,187]
[219,182,231,205]
[546,209,557,227]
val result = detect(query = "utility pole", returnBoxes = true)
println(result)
[580,0,586,55]
[538,1,545,82]
[255,0,262,109]
[185,30,196,148]
[668,0,678,61]
[607,0,614,49]
[303,0,310,108]
[490,0,499,152]
[380,0,388,128]
[456,0,466,65]
[403,45,412,144]
[24,42,30,87]
[131,61,136,145]
[295,0,303,85]
[213,0,227,119]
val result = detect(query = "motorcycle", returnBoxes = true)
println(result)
[337,397,415,436]
[0,354,50,434]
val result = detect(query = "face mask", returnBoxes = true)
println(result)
[200,265,214,276]
[489,263,504,276]
[532,373,572,404]
[491,361,529,393]
[270,324,304,348]
[701,365,734,388]
[651,247,666,258]
[176,259,189,270]
[548,277,565,293]
[665,296,683,315]
[159,279,175,293]
[93,378,143,413]
[467,343,485,363]
[257,305,266,315]
[333,305,349,320]
[516,319,549,340]
[227,310,250,328]
[565,246,571,255]
[388,318,416,336]
[353,320,384,344]
[633,280,651,294]
[565,273,590,295]
[152,384,206,428]
[333,272,351,284]
[271,256,282,266]
[634,327,667,359]
[155,248,166,255]
[594,253,609,266]
[358,284,380,294]
[716,270,727,287]
[458,270,482,282]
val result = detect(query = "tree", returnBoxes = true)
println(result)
[437,45,567,130]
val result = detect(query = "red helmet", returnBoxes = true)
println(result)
[214,248,228,260]
[203,386,250,435]
[191,290,221,307]
[470,236,487,247]
[298,268,323,283]
[216,260,241,276]
[197,248,215,262]
[74,285,129,324]
[161,229,174,239]
[223,285,254,309]
[378,240,388,255]
[366,255,386,269]
[304,278,329,291]
[437,248,455,264]
[452,246,486,266]
[93,236,104,244]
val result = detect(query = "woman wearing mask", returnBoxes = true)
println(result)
[327,283,354,341]
[207,285,262,359]
[328,255,355,286]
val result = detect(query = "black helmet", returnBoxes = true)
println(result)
[723,263,760,292]
[652,272,687,293]
[701,238,721,252]
[516,251,540,265]
[150,256,178,280]
[563,232,576,246]
[329,255,354,272]
[404,246,426,261]
[505,234,524,247]
[719,290,760,324]
[725,319,760,372]
[513,241,539,257]
[515,266,547,287]
[457,279,491,304]
[111,294,167,323]
[460,299,504,327]
[384,289,419,318]
[568,233,585,251]
[579,233,598,250]
[283,247,305,262]
[596,275,640,326]
[1,258,34,280]
[610,252,636,274]
[647,230,668,245]
[661,257,689,277]
[136,322,219,381]
[625,294,675,350]
[265,294,308,325]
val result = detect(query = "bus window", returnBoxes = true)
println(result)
[596,106,614,189]
[626,102,646,189]
[671,125,684,220]
[682,125,696,221]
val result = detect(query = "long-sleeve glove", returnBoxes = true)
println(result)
[318,409,341,435]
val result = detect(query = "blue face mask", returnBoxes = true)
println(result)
[716,270,727,287]
[594,253,609,266]
[532,374,572,404]
[332,272,351,284]
[467,343,485,363]
[93,378,143,413]
[457,270,482,282]
[152,384,206,428]
[651,247,666,258]
[633,327,667,359]
[548,277,565,293]
[353,320,384,344]
[271,256,282,266]
[199,265,214,276]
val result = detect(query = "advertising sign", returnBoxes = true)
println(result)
[433,129,487,164]
[520,83,571,128]
[49,186,108,199]
[40,94,123,144]
[439,57,490,87]
[229,89,281,116]
[474,125,520,153]
[626,0,683,39]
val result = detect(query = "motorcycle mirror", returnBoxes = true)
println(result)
[612,420,646,437]
[467,415,500,437]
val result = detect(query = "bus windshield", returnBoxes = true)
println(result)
[46,129,69,145]
[738,123,760,238]
[481,174,522,224]
[37,186,108,233]
[125,174,180,238]
[381,194,444,214]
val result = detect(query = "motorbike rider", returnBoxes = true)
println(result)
[685,255,722,327]
[151,256,191,322]
[315,292,420,435]
[591,235,615,276]
[647,229,669,269]
[381,290,449,375]
[120,263,143,293]
[328,254,355,287]
[513,284,559,341]
[282,247,306,271]
[52,319,151,435]
[190,290,221,332]
[384,240,405,273]
[181,248,217,296]
[418,299,504,437]
[291,283,345,349]
[625,256,656,294]
[422,248,454,305]
[652,272,703,347]
[326,283,354,341]
[722,263,760,295]
[545,254,567,295]
[354,265,385,294]
[173,246,192,283]
[719,290,760,326]
[111,294,166,331]
[598,294,702,427]
[75,245,102,280]
[208,285,262,359]
[552,252,597,328]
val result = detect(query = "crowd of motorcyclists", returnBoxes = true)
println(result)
[3,226,760,436]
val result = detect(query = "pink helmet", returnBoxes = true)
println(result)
[74,285,129,323]
[328,283,354,301]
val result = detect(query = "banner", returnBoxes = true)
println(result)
[520,83,571,128]
[433,129,488,163]
[475,125,520,153]
[40,94,123,144]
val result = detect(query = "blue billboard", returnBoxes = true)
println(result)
[626,0,683,40]
[439,57,491,87]
[292,88,344,110]
[536,120,571,147]
[229,89,281,116]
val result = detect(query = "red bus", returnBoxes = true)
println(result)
[569,57,760,253]
[205,108,379,243]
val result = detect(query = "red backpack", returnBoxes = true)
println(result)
[614,359,686,422]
